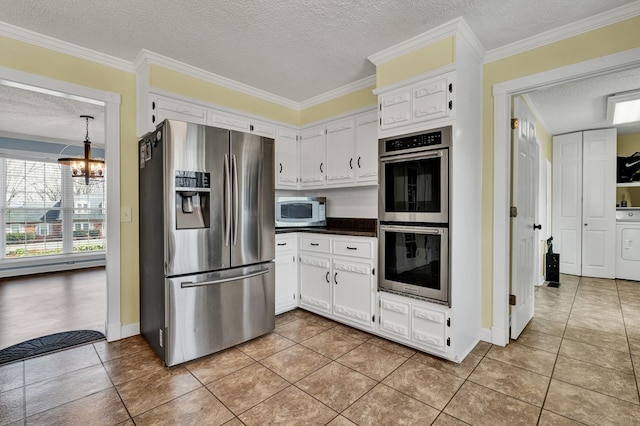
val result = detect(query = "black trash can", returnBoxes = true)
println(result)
[546,253,560,283]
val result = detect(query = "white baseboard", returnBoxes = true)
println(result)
[105,322,121,342]
[479,327,492,343]
[490,326,509,346]
[121,322,141,339]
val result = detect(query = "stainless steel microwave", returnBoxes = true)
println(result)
[275,196,327,228]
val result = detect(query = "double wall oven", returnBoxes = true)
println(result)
[378,126,451,305]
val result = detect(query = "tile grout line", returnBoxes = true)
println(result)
[92,341,136,424]
[616,279,640,406]
[21,360,26,426]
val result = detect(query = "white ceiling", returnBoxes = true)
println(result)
[0,0,639,143]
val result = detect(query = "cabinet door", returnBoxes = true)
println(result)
[325,118,356,186]
[152,96,206,127]
[275,129,299,188]
[251,121,276,138]
[354,111,378,183]
[412,75,451,124]
[299,254,331,315]
[412,306,447,352]
[380,89,411,130]
[275,253,297,314]
[207,110,251,132]
[300,126,326,187]
[332,258,374,329]
[378,295,411,341]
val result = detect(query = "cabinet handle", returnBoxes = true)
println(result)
[325,271,330,283]
[533,223,542,230]
[334,272,338,285]
[349,158,353,169]
[310,242,319,246]
[346,246,357,250]
[320,163,324,173]
[277,242,287,246]
[152,114,156,123]
[279,163,283,173]
[357,157,361,168]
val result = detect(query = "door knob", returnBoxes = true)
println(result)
[533,224,542,230]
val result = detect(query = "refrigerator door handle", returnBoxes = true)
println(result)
[223,154,231,246]
[180,268,269,288]
[232,154,239,245]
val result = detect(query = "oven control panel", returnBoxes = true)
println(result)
[386,131,442,152]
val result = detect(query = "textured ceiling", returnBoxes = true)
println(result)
[0,0,636,102]
[0,0,639,143]
[527,68,640,136]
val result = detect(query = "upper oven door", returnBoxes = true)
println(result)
[379,148,449,223]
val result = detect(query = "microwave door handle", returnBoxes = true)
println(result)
[380,150,443,163]
[232,154,239,246]
[223,154,231,246]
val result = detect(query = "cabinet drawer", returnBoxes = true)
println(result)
[299,236,330,253]
[156,98,206,120]
[275,234,296,254]
[333,240,373,259]
[379,297,410,339]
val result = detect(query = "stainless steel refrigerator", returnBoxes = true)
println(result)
[138,119,275,366]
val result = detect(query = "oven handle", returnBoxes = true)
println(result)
[379,149,444,163]
[380,224,445,234]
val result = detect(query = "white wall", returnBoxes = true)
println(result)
[276,186,378,218]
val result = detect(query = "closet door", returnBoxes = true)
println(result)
[581,128,616,278]
[552,132,583,276]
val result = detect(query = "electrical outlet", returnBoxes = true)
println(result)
[120,207,132,223]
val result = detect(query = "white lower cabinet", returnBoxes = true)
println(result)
[332,257,374,329]
[275,234,298,315]
[299,253,332,315]
[378,292,450,354]
[297,233,376,330]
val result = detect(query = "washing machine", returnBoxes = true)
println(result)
[616,208,640,281]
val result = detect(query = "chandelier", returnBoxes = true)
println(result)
[58,115,105,185]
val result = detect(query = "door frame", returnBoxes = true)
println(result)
[0,66,122,341]
[491,47,640,346]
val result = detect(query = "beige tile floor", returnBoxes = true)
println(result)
[2,274,640,425]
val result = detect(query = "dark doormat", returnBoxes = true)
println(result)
[0,330,105,366]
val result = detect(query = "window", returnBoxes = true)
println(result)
[1,157,105,258]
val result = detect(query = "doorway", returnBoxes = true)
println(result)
[492,49,640,346]
[0,67,121,343]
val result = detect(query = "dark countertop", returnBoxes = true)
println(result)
[275,217,377,238]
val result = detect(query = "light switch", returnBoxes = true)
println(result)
[121,207,132,223]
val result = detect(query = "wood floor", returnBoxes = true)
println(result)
[0,267,105,349]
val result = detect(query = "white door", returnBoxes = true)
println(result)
[552,132,583,275]
[581,128,616,278]
[354,111,378,183]
[275,129,299,189]
[511,97,539,339]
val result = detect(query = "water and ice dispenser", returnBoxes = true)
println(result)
[175,170,210,229]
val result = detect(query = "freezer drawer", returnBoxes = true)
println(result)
[164,262,275,366]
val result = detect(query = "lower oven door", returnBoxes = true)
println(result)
[379,224,449,305]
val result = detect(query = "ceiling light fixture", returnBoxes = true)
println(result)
[58,115,105,185]
[606,90,640,125]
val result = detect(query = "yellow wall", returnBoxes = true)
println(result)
[482,16,640,328]
[376,36,455,88]
[149,65,299,125]
[0,35,140,325]
[299,85,377,125]
[617,132,640,207]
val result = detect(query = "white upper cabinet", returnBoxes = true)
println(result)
[150,96,206,127]
[300,126,326,188]
[354,111,378,183]
[325,117,356,186]
[208,109,276,138]
[379,71,454,132]
[275,128,299,189]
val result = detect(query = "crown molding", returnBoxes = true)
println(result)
[367,17,482,66]
[0,21,134,73]
[299,75,376,109]
[484,1,640,63]
[138,49,301,110]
